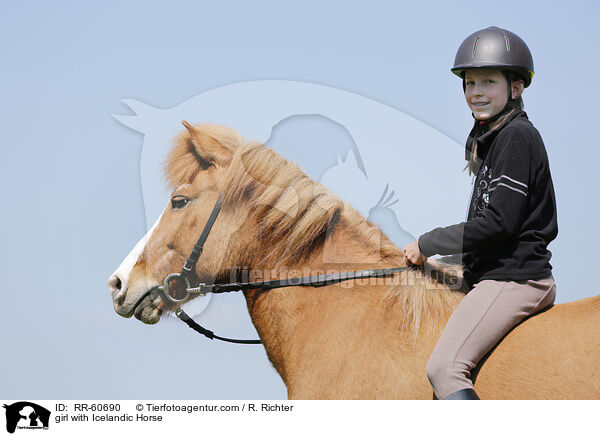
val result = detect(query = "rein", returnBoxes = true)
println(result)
[166,194,412,345]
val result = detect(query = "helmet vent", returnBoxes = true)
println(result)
[503,33,510,51]
[472,35,480,56]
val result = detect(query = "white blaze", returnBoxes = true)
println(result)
[111,212,164,293]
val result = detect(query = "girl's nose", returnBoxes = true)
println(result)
[471,85,483,96]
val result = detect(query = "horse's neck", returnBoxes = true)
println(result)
[241,218,461,393]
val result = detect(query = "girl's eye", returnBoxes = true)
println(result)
[171,196,190,210]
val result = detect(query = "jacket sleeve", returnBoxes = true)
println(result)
[418,127,531,257]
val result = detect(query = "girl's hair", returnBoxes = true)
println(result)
[465,70,525,175]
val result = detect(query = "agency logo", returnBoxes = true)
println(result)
[3,402,50,434]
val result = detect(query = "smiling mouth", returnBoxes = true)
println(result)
[472,102,489,107]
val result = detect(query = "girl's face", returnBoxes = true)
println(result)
[464,69,521,120]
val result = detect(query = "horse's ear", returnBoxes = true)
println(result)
[182,121,233,167]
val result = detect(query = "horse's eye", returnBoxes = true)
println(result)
[171,196,189,210]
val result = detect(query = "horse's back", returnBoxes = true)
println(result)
[476,293,600,399]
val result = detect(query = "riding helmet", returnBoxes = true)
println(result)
[451,26,534,87]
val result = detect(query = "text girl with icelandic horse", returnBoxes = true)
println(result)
[404,27,558,400]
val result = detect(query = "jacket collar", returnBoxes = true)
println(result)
[465,109,527,161]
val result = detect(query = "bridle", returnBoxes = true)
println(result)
[157,194,412,344]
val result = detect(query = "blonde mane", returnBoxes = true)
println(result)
[165,123,466,339]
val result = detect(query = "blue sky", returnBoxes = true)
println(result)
[1,1,599,400]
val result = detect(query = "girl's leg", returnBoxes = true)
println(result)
[425,276,556,399]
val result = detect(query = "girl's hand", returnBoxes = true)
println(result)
[403,241,427,265]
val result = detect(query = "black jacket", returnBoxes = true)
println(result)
[418,110,558,286]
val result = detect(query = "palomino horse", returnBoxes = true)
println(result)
[108,122,600,399]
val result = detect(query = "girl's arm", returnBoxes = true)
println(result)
[417,127,532,257]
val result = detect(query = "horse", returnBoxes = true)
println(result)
[108,122,600,399]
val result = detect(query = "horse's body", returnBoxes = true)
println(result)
[248,268,600,400]
[243,219,600,399]
[109,123,600,399]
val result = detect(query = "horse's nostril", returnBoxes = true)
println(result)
[108,275,122,293]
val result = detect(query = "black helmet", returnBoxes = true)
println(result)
[451,26,534,87]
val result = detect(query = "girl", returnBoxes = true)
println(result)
[404,26,558,400]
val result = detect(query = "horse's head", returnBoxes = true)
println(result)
[108,122,245,324]
[109,120,348,324]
